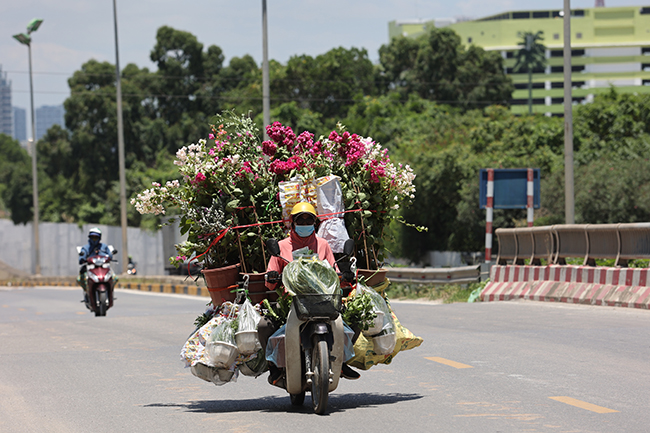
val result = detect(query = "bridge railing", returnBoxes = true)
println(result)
[495,223,650,267]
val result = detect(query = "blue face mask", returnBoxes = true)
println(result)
[295,224,315,237]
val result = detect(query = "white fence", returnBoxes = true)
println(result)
[0,219,165,276]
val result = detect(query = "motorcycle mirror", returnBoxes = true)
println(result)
[76,246,82,255]
[265,238,281,257]
[108,245,117,255]
[342,239,355,257]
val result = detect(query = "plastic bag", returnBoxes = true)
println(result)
[191,362,238,386]
[357,283,395,336]
[205,318,239,368]
[238,299,262,332]
[265,324,286,368]
[343,323,356,362]
[316,175,350,254]
[235,299,262,355]
[282,256,340,296]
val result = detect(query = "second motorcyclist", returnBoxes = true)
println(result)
[78,227,113,302]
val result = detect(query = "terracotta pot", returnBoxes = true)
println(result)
[357,268,387,287]
[202,264,240,306]
[240,272,278,304]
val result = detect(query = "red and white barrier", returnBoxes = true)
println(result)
[485,169,494,263]
[481,265,650,309]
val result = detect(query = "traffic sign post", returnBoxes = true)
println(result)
[479,168,541,263]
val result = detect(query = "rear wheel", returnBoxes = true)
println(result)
[311,338,330,414]
[97,291,108,316]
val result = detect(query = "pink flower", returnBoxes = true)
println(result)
[193,172,206,184]
[269,155,304,175]
[262,140,277,156]
[208,133,215,140]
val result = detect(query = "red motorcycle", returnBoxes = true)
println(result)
[78,247,117,317]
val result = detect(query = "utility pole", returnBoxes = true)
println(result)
[113,0,129,272]
[262,0,270,140]
[563,0,575,224]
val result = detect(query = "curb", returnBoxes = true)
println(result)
[0,278,210,299]
[480,265,650,309]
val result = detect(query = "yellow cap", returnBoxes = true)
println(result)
[290,202,317,217]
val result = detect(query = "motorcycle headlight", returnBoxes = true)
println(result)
[87,264,96,270]
[102,264,111,269]
[88,273,100,283]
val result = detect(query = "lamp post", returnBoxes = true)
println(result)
[13,18,43,275]
[112,0,129,274]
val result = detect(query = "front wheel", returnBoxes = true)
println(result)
[96,290,108,317]
[311,338,330,415]
[290,392,305,406]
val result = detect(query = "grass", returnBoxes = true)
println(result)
[384,280,488,303]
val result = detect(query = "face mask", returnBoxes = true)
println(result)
[295,224,315,237]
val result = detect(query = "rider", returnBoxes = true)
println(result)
[260,202,360,384]
[78,227,113,301]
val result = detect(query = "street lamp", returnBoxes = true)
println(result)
[13,18,43,275]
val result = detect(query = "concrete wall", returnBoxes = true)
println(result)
[0,219,165,276]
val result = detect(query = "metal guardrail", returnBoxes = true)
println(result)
[386,265,481,284]
[495,223,650,267]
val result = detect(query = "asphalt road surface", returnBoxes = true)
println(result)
[1,285,649,433]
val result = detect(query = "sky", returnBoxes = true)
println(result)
[2,0,648,134]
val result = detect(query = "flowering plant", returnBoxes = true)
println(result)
[131,111,284,273]
[261,122,417,269]
[131,112,418,273]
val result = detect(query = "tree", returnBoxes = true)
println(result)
[278,47,377,126]
[513,31,546,115]
[0,134,32,224]
[379,27,513,109]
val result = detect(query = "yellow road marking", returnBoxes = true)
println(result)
[426,356,473,369]
[549,396,619,413]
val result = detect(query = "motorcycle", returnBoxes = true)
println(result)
[77,245,118,317]
[264,238,356,414]
[127,257,137,275]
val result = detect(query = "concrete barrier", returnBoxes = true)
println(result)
[481,264,650,309]
[386,265,480,284]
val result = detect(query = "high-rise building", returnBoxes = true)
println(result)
[0,65,12,137]
[389,5,650,115]
[35,104,64,140]
[13,107,27,143]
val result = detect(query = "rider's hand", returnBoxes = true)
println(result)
[342,270,356,283]
[265,271,280,283]
[79,258,86,264]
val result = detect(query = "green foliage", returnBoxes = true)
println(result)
[0,134,32,224]
[384,280,484,303]
[378,27,513,109]
[342,289,377,331]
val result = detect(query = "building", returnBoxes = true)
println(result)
[35,104,64,140]
[13,106,27,143]
[389,5,650,115]
[0,65,11,137]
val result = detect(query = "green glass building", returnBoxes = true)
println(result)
[389,6,650,114]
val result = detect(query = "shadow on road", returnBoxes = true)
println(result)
[144,392,423,415]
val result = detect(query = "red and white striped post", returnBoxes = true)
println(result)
[485,169,494,263]
[527,168,534,227]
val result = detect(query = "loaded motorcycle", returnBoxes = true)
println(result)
[77,245,118,317]
[264,238,356,414]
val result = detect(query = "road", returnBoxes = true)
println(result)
[1,285,649,432]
